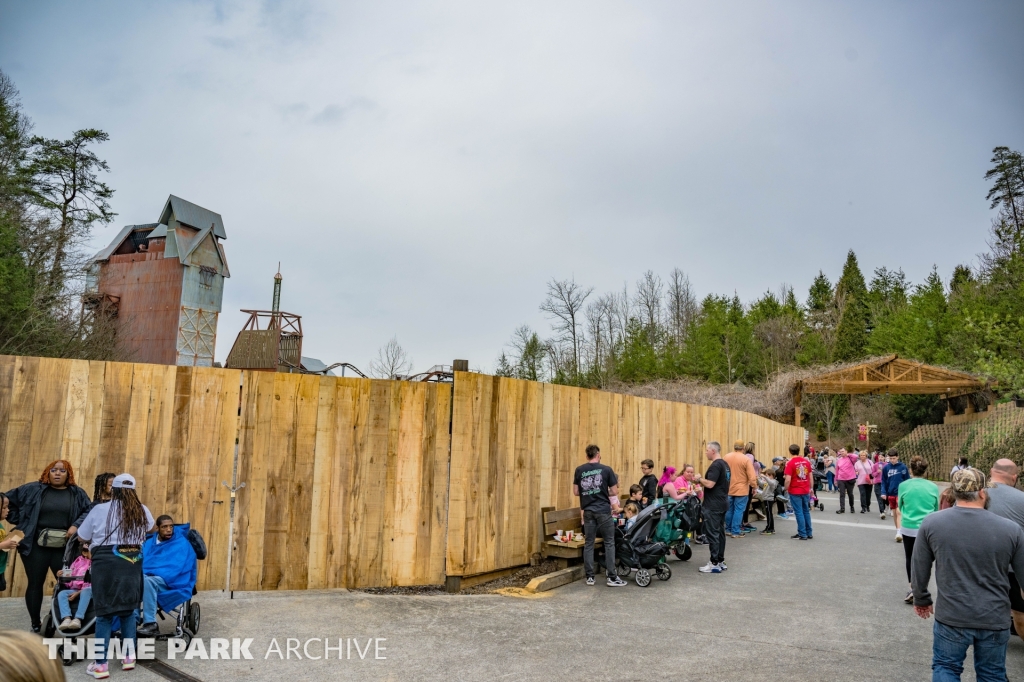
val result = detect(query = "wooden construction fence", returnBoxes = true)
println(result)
[0,357,803,596]
[446,373,806,577]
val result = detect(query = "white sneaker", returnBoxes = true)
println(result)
[606,576,627,587]
[699,562,722,573]
[881,512,886,520]
[895,531,902,543]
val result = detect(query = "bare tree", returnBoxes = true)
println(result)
[370,336,412,379]
[634,270,663,331]
[539,277,593,377]
[666,268,697,346]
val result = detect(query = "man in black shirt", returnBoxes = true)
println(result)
[694,441,730,574]
[573,444,627,587]
[639,459,658,507]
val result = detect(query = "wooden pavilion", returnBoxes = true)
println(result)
[793,355,993,427]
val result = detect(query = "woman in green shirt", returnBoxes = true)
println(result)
[897,456,939,603]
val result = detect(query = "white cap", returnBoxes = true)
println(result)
[112,473,136,489]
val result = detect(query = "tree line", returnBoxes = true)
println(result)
[0,69,121,359]
[497,145,1024,434]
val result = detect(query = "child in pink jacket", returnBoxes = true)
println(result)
[57,544,92,632]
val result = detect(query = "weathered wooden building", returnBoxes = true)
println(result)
[85,195,229,366]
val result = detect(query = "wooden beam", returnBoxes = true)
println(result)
[794,383,802,428]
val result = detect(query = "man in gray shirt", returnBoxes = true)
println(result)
[912,468,1024,682]
[987,458,1024,642]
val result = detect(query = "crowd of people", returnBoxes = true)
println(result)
[0,461,199,680]
[574,443,1024,681]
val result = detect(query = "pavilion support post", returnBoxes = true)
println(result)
[794,384,802,428]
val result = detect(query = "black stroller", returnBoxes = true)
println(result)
[42,535,96,666]
[608,503,673,586]
[811,470,827,511]
[663,496,701,562]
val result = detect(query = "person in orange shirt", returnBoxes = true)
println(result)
[723,440,757,537]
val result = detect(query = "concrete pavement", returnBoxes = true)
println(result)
[3,491,1022,681]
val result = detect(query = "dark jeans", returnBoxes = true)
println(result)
[931,621,1009,682]
[903,534,916,583]
[742,490,754,524]
[703,508,726,565]
[583,510,616,579]
[22,545,64,627]
[763,499,775,532]
[874,483,887,511]
[776,498,786,514]
[837,479,856,511]
[858,483,873,511]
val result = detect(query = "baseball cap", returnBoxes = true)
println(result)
[772,457,783,463]
[951,468,985,494]
[112,473,136,489]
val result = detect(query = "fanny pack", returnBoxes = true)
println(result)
[37,528,68,548]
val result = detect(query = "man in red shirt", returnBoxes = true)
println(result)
[784,443,814,540]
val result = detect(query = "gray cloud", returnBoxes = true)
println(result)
[1,0,1022,373]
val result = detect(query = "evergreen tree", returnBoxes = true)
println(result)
[833,250,869,361]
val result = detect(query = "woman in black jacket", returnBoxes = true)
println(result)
[5,460,91,631]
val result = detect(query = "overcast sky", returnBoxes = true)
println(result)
[2,1,1022,373]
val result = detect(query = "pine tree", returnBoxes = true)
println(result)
[833,250,869,361]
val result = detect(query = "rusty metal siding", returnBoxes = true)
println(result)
[96,253,183,365]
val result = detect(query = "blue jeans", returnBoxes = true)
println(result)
[932,621,1009,682]
[791,494,812,538]
[826,472,835,491]
[725,495,748,535]
[143,575,169,623]
[57,586,92,619]
[94,609,138,664]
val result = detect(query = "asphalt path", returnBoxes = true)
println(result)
[3,490,1022,681]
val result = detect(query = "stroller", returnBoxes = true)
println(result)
[811,470,827,511]
[42,535,96,666]
[661,496,701,562]
[608,503,673,587]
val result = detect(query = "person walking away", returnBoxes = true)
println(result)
[756,469,777,535]
[950,457,969,478]
[986,458,1024,643]
[897,456,939,604]
[834,449,858,513]
[855,451,874,513]
[693,442,730,573]
[639,459,658,507]
[872,453,888,519]
[573,445,626,587]
[76,473,155,678]
[724,440,757,537]
[882,449,911,542]
[784,444,814,540]
[4,461,91,632]
[824,450,837,492]
[912,468,1024,682]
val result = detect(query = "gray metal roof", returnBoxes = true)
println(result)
[301,357,336,375]
[89,223,159,263]
[159,195,226,239]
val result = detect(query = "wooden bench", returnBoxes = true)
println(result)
[542,504,627,569]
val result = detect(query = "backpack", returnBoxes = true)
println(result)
[187,528,208,560]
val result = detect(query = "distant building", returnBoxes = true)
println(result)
[85,195,230,366]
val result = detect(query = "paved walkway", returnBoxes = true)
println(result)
[2,491,1022,681]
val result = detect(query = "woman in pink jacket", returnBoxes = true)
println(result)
[871,453,887,519]
[834,449,858,513]
[854,451,874,513]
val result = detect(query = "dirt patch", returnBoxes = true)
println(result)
[359,560,564,596]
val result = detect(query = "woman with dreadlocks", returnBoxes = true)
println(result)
[4,460,91,632]
[68,472,117,537]
[77,473,155,679]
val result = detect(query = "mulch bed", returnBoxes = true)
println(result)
[359,560,563,596]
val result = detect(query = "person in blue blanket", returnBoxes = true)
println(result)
[136,515,197,637]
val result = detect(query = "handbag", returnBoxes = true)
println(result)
[37,528,68,548]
